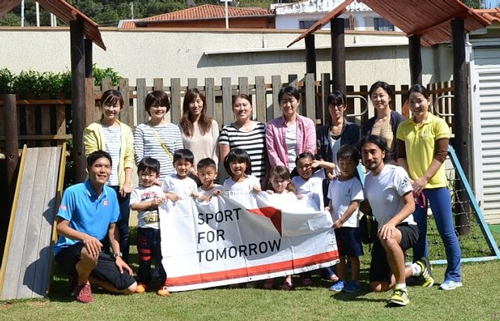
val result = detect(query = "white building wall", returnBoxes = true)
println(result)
[0,27,451,88]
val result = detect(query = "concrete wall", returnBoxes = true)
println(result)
[0,27,453,87]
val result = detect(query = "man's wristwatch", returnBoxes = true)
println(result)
[113,252,123,259]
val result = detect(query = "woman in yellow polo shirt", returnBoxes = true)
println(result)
[396,84,462,291]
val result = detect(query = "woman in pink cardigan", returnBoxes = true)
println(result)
[266,86,316,171]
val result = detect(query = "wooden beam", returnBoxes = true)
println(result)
[452,18,471,235]
[84,39,93,78]
[2,94,18,218]
[70,20,87,183]
[409,35,422,85]
[305,34,317,80]
[331,18,346,94]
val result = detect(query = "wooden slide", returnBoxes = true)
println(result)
[0,144,66,300]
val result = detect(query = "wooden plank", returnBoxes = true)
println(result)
[0,99,72,105]
[32,147,61,297]
[255,76,266,123]
[238,77,249,96]
[170,78,181,124]
[1,148,38,300]
[16,147,52,298]
[188,78,197,90]
[56,103,66,137]
[119,78,133,127]
[153,78,163,91]
[304,73,316,121]
[136,78,148,125]
[320,73,331,126]
[205,78,216,121]
[101,78,112,92]
[40,104,51,147]
[271,75,281,121]
[85,78,96,126]
[25,105,36,147]
[288,74,298,88]
[0,134,71,141]
[222,77,233,125]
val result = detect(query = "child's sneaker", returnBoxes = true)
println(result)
[135,283,147,294]
[157,286,171,296]
[74,282,93,303]
[439,280,462,291]
[343,281,361,293]
[329,280,345,292]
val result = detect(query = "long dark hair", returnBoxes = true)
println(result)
[180,88,213,137]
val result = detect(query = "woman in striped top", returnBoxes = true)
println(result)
[83,89,135,263]
[219,94,267,182]
[134,91,184,182]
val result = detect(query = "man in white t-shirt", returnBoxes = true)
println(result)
[361,135,434,307]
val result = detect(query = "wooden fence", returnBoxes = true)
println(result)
[0,74,455,151]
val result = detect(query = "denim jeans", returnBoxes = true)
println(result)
[412,187,461,282]
[102,186,131,264]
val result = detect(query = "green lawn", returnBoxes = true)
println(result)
[1,227,500,321]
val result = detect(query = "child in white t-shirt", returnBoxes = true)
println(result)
[292,152,335,286]
[326,145,364,293]
[162,149,198,202]
[196,157,223,201]
[221,148,261,193]
[129,157,167,296]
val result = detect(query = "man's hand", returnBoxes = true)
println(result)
[378,222,397,240]
[114,256,133,275]
[333,219,343,229]
[81,235,103,257]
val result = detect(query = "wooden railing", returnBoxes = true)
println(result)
[0,75,455,150]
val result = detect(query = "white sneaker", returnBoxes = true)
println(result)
[439,280,462,290]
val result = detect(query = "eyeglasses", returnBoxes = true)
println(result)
[329,104,345,110]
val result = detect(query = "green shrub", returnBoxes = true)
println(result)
[0,68,15,94]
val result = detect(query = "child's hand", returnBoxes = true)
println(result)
[212,190,221,197]
[297,194,305,200]
[252,186,262,192]
[165,192,180,203]
[191,191,199,198]
[332,219,342,229]
[266,190,274,195]
[324,206,331,212]
[199,195,211,202]
[150,197,164,207]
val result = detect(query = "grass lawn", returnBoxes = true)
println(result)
[1,227,500,321]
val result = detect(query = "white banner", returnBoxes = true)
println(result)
[160,191,338,292]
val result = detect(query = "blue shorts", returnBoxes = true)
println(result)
[335,227,363,257]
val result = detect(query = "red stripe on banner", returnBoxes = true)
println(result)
[247,207,282,236]
[165,250,338,287]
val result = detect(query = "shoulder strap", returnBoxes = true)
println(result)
[149,124,174,161]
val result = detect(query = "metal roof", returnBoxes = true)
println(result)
[0,0,106,50]
[288,0,493,47]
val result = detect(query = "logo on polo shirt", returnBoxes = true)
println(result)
[59,204,67,211]
[104,200,109,206]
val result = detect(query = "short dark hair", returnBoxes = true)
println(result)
[327,90,346,107]
[337,144,360,164]
[173,149,194,164]
[278,86,301,103]
[359,135,390,163]
[145,90,170,116]
[197,157,217,171]
[87,150,112,167]
[137,157,160,175]
[101,89,124,109]
[224,148,252,176]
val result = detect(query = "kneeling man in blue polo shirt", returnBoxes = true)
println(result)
[54,150,137,303]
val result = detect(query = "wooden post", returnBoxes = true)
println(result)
[331,17,346,94]
[3,94,19,213]
[409,35,422,85]
[84,39,93,78]
[305,34,317,80]
[70,20,87,183]
[452,18,470,235]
